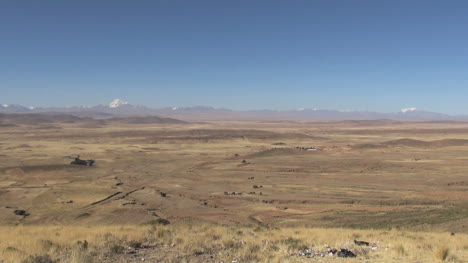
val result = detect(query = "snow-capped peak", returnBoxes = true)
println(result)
[2,104,9,108]
[172,107,178,110]
[28,106,35,110]
[109,99,128,108]
[401,108,417,113]
[296,108,305,111]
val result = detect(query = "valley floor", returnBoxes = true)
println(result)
[1,119,467,262]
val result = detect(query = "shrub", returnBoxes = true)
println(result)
[268,244,280,252]
[22,255,55,263]
[222,239,244,250]
[110,244,125,254]
[157,228,171,238]
[241,253,259,262]
[128,240,142,249]
[281,237,308,251]
[76,240,88,250]
[253,226,264,232]
[40,240,54,250]
[247,244,261,254]
[222,239,236,249]
[148,218,170,225]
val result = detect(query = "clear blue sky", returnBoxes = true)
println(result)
[1,0,468,113]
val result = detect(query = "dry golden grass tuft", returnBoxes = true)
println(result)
[0,225,149,263]
[0,223,466,263]
[434,245,450,262]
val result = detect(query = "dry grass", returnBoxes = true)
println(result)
[0,225,149,262]
[0,223,466,262]
[434,245,450,262]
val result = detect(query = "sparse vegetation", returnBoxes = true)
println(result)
[1,119,468,262]
[128,240,142,249]
[22,255,55,263]
[109,244,124,254]
[0,224,466,262]
[281,237,308,251]
[76,240,88,250]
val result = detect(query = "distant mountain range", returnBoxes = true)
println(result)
[0,112,185,126]
[1,99,467,121]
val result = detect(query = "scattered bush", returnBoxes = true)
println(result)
[22,255,55,263]
[76,240,88,250]
[128,240,142,249]
[222,239,236,249]
[241,253,260,262]
[157,228,171,238]
[222,239,243,250]
[246,244,261,254]
[40,240,54,250]
[267,243,280,252]
[149,218,170,225]
[281,237,308,251]
[253,226,265,232]
[109,244,125,254]
[0,224,466,263]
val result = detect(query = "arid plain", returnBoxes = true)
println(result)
[0,116,467,262]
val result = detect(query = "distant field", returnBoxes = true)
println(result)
[0,119,467,262]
